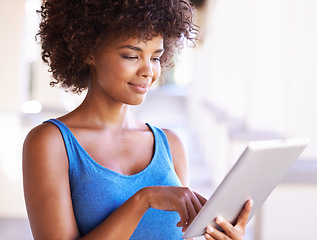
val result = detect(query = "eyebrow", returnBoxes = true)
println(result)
[117,45,165,53]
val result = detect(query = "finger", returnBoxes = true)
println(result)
[205,225,230,240]
[215,216,239,238]
[184,199,197,227]
[177,188,200,229]
[176,203,189,228]
[236,199,253,229]
[190,191,205,213]
[193,191,207,206]
[204,232,216,240]
[178,205,194,232]
[181,190,204,232]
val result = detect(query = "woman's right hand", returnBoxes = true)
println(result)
[138,186,207,232]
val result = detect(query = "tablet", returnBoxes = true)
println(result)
[182,138,310,239]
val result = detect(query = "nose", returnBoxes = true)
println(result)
[138,58,154,78]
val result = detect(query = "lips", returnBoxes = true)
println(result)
[127,82,150,94]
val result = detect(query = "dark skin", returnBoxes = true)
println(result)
[23,36,252,240]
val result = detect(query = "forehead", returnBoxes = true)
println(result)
[105,35,164,52]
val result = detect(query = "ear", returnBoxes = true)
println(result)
[85,55,95,65]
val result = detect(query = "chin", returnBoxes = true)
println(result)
[124,95,147,106]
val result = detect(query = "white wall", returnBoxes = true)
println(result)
[0,0,85,218]
[0,0,28,218]
[0,0,26,112]
[255,184,317,240]
[191,0,317,175]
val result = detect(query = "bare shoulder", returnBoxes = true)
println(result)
[23,122,66,162]
[162,128,189,186]
[162,128,182,144]
[161,128,186,156]
[24,121,63,145]
[23,121,70,182]
[23,121,68,179]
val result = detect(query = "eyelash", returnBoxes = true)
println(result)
[122,56,138,60]
[121,55,161,62]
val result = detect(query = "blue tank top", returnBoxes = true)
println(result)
[45,119,184,239]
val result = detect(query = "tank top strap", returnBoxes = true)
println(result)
[146,123,173,164]
[43,119,79,164]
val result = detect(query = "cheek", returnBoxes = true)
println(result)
[95,61,129,82]
[153,64,162,81]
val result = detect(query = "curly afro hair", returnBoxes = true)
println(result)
[37,0,198,93]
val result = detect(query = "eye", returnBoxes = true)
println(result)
[152,57,161,62]
[122,55,139,61]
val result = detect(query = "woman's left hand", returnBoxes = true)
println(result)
[203,199,253,240]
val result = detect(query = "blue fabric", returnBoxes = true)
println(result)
[45,119,184,239]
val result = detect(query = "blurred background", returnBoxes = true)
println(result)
[1,0,317,239]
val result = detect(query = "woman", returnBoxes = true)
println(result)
[23,0,252,239]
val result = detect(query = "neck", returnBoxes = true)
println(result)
[73,90,137,131]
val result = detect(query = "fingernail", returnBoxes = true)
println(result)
[206,226,214,233]
[249,199,254,207]
[204,233,211,239]
[216,216,224,224]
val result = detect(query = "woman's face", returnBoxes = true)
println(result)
[89,36,164,106]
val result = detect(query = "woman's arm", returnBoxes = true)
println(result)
[23,123,80,240]
[23,124,205,240]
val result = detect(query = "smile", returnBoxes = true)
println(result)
[127,82,150,94]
